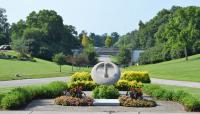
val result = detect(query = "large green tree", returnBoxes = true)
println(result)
[11,10,79,60]
[0,8,9,45]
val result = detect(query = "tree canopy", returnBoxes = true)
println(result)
[11,10,79,60]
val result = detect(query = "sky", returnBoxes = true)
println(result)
[0,0,200,35]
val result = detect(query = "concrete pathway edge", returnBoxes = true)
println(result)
[0,111,200,114]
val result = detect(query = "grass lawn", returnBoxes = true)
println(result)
[0,51,90,81]
[127,54,200,82]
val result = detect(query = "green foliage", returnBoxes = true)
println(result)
[0,8,10,45]
[121,71,151,83]
[143,84,200,111]
[1,88,30,109]
[92,85,120,99]
[11,10,78,60]
[139,44,166,64]
[81,33,89,47]
[0,81,67,109]
[105,35,112,48]
[116,6,200,64]
[117,47,131,65]
[119,96,156,107]
[82,44,98,65]
[53,53,66,72]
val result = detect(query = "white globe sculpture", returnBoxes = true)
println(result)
[91,62,120,85]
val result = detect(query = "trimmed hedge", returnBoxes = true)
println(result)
[71,72,92,82]
[143,84,200,111]
[121,71,151,83]
[68,81,97,91]
[115,80,143,91]
[0,81,67,110]
[92,85,120,99]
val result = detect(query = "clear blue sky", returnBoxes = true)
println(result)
[0,0,200,35]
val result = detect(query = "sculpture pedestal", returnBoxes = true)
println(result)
[93,99,120,106]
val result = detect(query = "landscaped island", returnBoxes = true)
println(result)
[0,71,199,112]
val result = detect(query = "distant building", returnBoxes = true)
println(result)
[95,47,119,55]
[131,50,144,63]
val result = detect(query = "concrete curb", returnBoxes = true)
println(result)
[0,111,200,114]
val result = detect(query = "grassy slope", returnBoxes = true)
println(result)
[127,54,200,82]
[0,51,90,81]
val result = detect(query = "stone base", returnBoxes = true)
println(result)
[93,99,119,106]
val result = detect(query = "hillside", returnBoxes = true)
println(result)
[127,54,200,82]
[0,51,84,81]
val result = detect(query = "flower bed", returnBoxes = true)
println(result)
[55,96,93,106]
[119,96,156,107]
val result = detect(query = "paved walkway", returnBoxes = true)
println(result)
[1,111,199,114]
[0,77,70,87]
[0,76,200,88]
[151,78,200,88]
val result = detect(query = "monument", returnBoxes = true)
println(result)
[91,62,120,85]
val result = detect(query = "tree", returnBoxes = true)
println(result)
[105,35,112,48]
[0,8,9,45]
[117,47,131,65]
[81,33,89,48]
[111,32,120,45]
[53,53,66,72]
[11,10,79,60]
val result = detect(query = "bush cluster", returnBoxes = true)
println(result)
[121,71,151,83]
[143,84,200,111]
[92,85,120,99]
[139,45,166,65]
[54,96,93,106]
[71,72,92,82]
[0,81,67,110]
[115,80,143,91]
[68,81,97,91]
[119,96,156,107]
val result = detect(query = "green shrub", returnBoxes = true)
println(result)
[115,80,129,91]
[179,95,200,111]
[139,44,166,64]
[0,81,67,110]
[119,96,156,107]
[143,84,200,112]
[92,85,120,99]
[1,88,30,109]
[71,72,92,82]
[121,71,151,83]
[115,80,143,91]
[68,81,97,91]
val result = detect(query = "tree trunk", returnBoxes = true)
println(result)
[71,65,74,72]
[59,65,61,72]
[184,46,188,61]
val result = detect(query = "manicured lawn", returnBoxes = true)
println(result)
[0,51,90,81]
[127,54,200,82]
